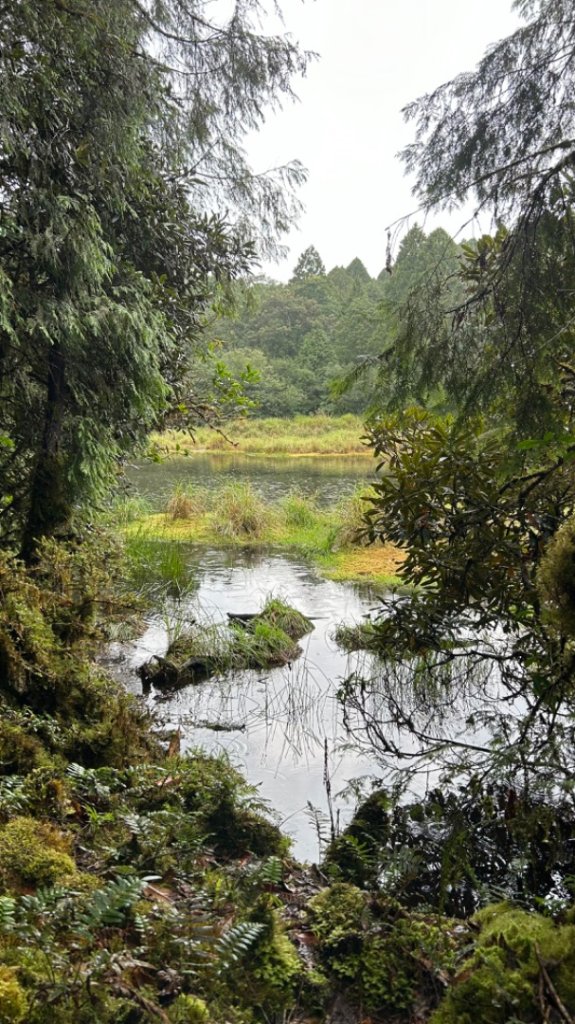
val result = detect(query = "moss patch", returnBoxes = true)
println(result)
[0,816,77,891]
[309,884,460,1017]
[431,903,575,1024]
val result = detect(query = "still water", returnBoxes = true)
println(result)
[113,454,497,860]
[110,545,383,863]
[125,451,374,509]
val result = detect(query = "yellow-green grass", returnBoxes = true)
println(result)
[149,414,372,458]
[122,484,404,586]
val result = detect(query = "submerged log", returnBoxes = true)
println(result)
[139,653,216,691]
[227,612,258,627]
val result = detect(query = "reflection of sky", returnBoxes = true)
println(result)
[110,549,382,862]
[108,548,513,861]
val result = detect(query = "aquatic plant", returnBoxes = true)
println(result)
[108,493,153,526]
[211,481,271,539]
[258,596,313,640]
[124,530,197,597]
[333,620,380,653]
[144,596,313,688]
[230,619,301,669]
[165,482,210,521]
[280,490,320,528]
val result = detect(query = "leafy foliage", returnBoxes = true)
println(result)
[0,0,309,555]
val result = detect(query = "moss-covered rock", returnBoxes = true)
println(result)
[0,816,77,891]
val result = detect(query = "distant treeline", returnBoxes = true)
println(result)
[205,226,460,417]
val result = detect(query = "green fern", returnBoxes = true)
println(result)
[0,896,16,933]
[216,922,265,969]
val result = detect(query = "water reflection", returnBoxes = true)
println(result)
[111,548,382,861]
[125,452,374,510]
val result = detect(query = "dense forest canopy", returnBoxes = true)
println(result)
[205,226,460,417]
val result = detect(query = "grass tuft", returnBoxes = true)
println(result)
[280,491,320,529]
[165,481,209,520]
[212,481,272,539]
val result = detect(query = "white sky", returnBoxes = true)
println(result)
[247,0,522,279]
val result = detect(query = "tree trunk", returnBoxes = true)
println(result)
[21,343,71,561]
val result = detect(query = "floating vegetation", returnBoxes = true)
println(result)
[122,482,405,585]
[140,597,314,689]
[333,620,381,653]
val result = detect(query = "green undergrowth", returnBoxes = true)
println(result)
[0,535,156,771]
[121,482,404,586]
[431,903,575,1023]
[1,531,575,1022]
[149,414,370,457]
[308,883,461,1018]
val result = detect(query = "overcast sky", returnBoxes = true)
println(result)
[247,0,522,280]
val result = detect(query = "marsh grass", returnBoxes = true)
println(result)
[333,621,381,653]
[280,491,320,529]
[124,532,197,597]
[230,620,301,668]
[150,414,370,457]
[258,597,313,640]
[111,493,154,526]
[165,481,210,520]
[211,481,272,539]
[334,487,377,548]
[122,482,404,586]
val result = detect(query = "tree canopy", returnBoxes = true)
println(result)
[0,0,310,556]
[343,0,575,800]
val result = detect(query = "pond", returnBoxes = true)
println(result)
[125,451,374,510]
[108,544,383,862]
[113,454,496,861]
